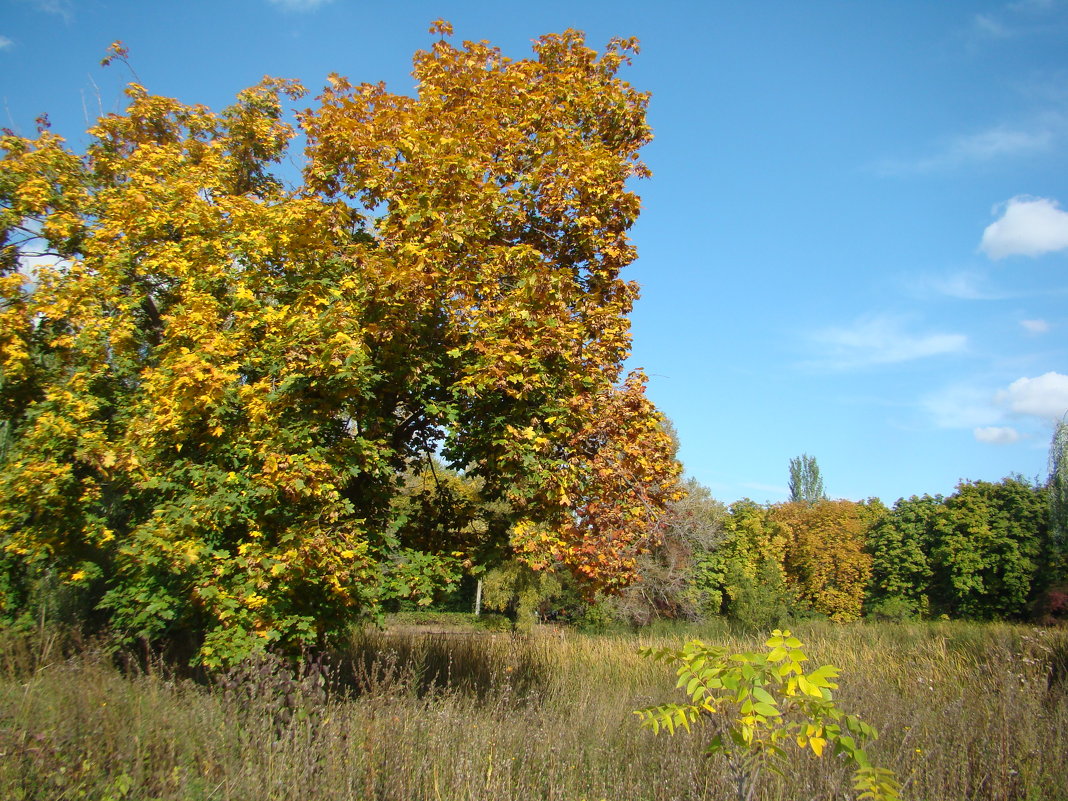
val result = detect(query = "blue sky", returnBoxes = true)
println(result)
[2,0,1067,506]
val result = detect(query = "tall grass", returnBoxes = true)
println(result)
[0,620,1064,800]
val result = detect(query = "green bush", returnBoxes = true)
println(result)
[726,560,797,633]
[866,595,922,622]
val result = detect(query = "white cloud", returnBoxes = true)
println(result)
[808,314,967,370]
[17,253,70,292]
[266,0,335,9]
[974,425,1022,444]
[996,372,1068,419]
[981,196,1068,259]
[0,36,13,51]
[19,253,67,273]
[1020,318,1051,333]
[925,371,1068,437]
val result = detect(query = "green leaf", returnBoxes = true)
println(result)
[752,686,776,705]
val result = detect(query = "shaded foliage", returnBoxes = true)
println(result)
[606,477,727,626]
[1050,419,1068,552]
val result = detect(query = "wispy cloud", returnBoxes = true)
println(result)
[914,270,1012,301]
[266,0,335,10]
[20,0,73,20]
[981,195,1068,258]
[1009,0,1059,11]
[972,13,1014,39]
[951,126,1054,160]
[876,124,1054,175]
[974,425,1022,444]
[1020,318,1051,333]
[923,383,1002,430]
[968,0,1067,42]
[0,36,13,51]
[806,314,967,370]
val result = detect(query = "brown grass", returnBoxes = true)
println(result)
[0,620,1064,800]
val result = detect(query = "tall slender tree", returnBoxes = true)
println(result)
[1050,417,1068,551]
[788,453,826,504]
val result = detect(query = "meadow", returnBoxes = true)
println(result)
[0,619,1065,801]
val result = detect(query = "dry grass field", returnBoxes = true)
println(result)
[0,619,1065,800]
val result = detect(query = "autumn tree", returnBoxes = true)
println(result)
[770,500,872,622]
[0,26,680,664]
[788,453,825,504]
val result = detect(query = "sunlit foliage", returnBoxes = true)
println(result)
[0,25,680,663]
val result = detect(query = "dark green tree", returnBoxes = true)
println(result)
[864,495,942,619]
[930,478,1049,619]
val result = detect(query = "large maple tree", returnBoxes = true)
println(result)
[0,25,680,663]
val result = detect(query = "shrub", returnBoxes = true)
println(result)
[636,630,901,801]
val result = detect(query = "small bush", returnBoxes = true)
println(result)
[726,560,797,632]
[866,595,922,622]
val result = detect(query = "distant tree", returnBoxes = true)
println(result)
[711,500,790,616]
[1050,418,1068,551]
[388,457,513,609]
[606,477,727,625]
[1036,420,1068,623]
[770,500,872,621]
[723,557,796,632]
[865,495,941,619]
[930,478,1048,619]
[480,558,589,629]
[788,454,826,504]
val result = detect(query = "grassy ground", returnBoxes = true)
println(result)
[0,619,1065,800]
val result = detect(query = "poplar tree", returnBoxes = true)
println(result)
[788,453,826,504]
[1050,418,1068,550]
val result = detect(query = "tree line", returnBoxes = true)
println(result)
[412,443,1067,632]
[589,449,1067,630]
